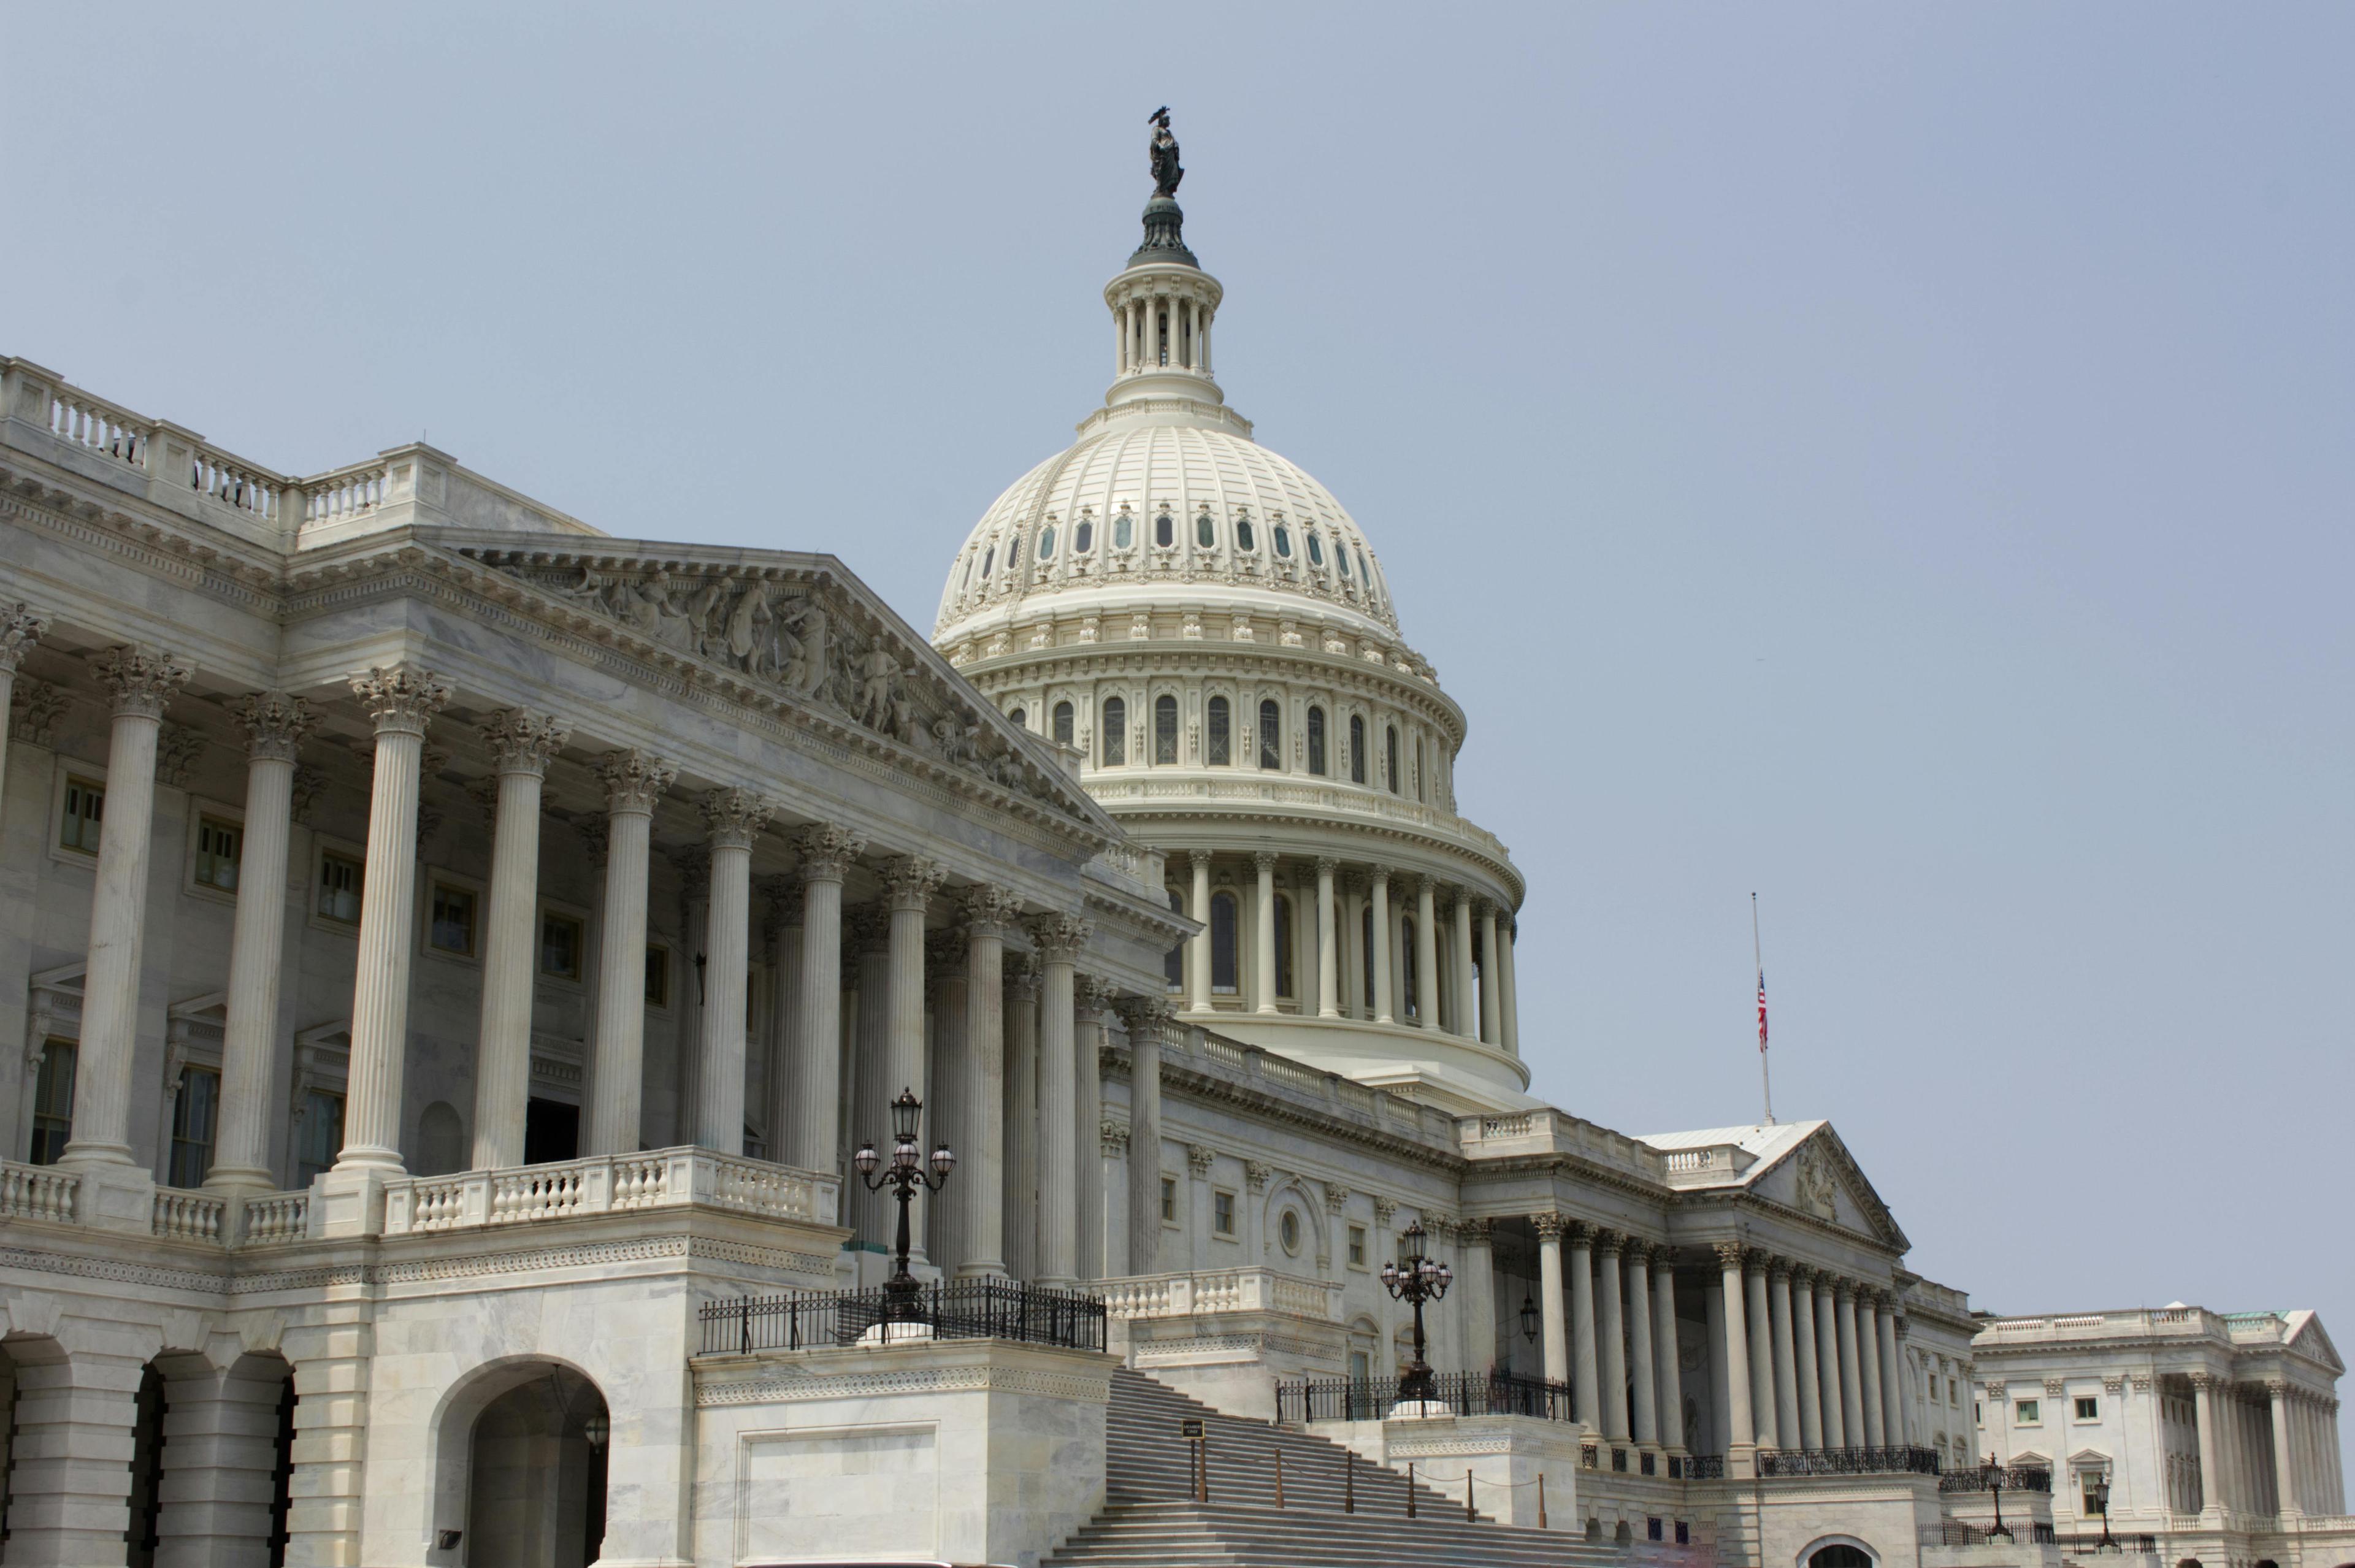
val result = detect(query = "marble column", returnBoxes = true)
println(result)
[954,887,1019,1278]
[1498,919,1520,1055]
[470,711,570,1171]
[0,604,48,823]
[1876,1299,1907,1444]
[1816,1275,1847,1448]
[1745,1256,1778,1449]
[1836,1283,1867,1448]
[2267,1379,2298,1518]
[1652,1256,1686,1452]
[1717,1242,1756,1455]
[1705,1277,1729,1453]
[63,647,191,1169]
[1074,975,1109,1281]
[1770,1262,1802,1453]
[1120,996,1171,1275]
[1570,1222,1600,1431]
[584,753,676,1157]
[924,930,968,1269]
[1598,1233,1631,1443]
[844,906,892,1245]
[1626,1241,1660,1448]
[1462,1218,1498,1373]
[1252,851,1278,1013]
[1315,857,1339,1017]
[757,876,801,1161]
[1477,901,1501,1046]
[1451,890,1477,1040]
[1341,873,1367,1020]
[1414,878,1439,1028]
[207,693,312,1190]
[1792,1265,1824,1450]
[696,789,771,1153]
[1187,852,1212,1013]
[331,666,450,1184]
[1856,1293,1886,1447]
[789,825,862,1173]
[1003,957,1039,1279]
[1535,1214,1570,1386]
[1030,914,1088,1287]
[881,856,943,1258]
[1369,866,1395,1024]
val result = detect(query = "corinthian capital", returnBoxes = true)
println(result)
[792,822,866,882]
[1117,992,1174,1044]
[1713,1241,1748,1271]
[0,603,51,674]
[93,646,191,719]
[350,665,450,736]
[231,691,314,762]
[481,710,572,776]
[1026,911,1092,962]
[960,884,1024,936]
[881,855,945,912]
[700,787,774,850]
[596,749,678,814]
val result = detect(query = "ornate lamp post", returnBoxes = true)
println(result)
[852,1088,954,1321]
[2091,1471,2116,1553]
[1379,1220,1453,1404]
[1983,1453,2013,1541]
[1519,1291,1541,1348]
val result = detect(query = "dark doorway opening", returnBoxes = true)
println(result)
[524,1099,580,1165]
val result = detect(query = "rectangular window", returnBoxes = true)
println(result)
[1212,1190,1236,1236]
[1257,701,1281,770]
[28,1039,75,1165]
[296,1090,345,1186]
[2016,1399,2040,1425]
[1950,1378,1961,1405]
[59,776,105,854]
[1273,896,1295,998]
[645,944,671,1006]
[1160,1177,1177,1223]
[167,1066,220,1188]
[318,851,363,925]
[428,882,478,956]
[541,911,585,979]
[2081,1472,2107,1513]
[2075,1396,2099,1421]
[194,816,242,891]
[1347,1225,1367,1268]
[1307,707,1327,776]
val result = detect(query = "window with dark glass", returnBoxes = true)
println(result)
[1101,697,1127,765]
[1213,1189,1236,1236]
[28,1039,74,1165]
[194,816,242,891]
[1258,700,1281,770]
[1236,517,1255,552]
[1196,510,1216,549]
[1414,736,1426,802]
[1274,894,1295,998]
[1336,545,1352,578]
[1350,716,1367,783]
[541,911,584,979]
[1154,694,1178,764]
[1385,725,1401,795]
[1154,511,1173,548]
[1053,701,1074,745]
[1401,918,1419,1017]
[1163,888,1185,989]
[981,546,995,578]
[168,1066,220,1187]
[59,777,104,854]
[428,882,477,957]
[1210,891,1239,993]
[295,1090,345,1185]
[1074,518,1094,554]
[1008,706,1026,729]
[1112,512,1133,549]
[1306,530,1325,567]
[1206,697,1231,765]
[645,944,671,1006]
[1361,905,1376,1009]
[1355,546,1371,586]
[1307,707,1327,776]
[1037,525,1057,560]
[1273,524,1292,559]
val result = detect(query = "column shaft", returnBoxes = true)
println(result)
[1718,1246,1756,1450]
[1187,853,1212,1012]
[1123,1003,1166,1275]
[586,754,671,1157]
[697,791,768,1153]
[1463,1224,1498,1373]
[1477,904,1501,1046]
[1414,879,1439,1028]
[1836,1288,1866,1446]
[1626,1245,1659,1447]
[1745,1263,1778,1448]
[1537,1219,1570,1386]
[1074,983,1106,1280]
[960,905,1011,1277]
[1793,1274,1824,1449]
[791,827,860,1173]
[1856,1296,1886,1447]
[1451,892,1477,1040]
[472,713,565,1171]
[1032,917,1086,1287]
[1598,1240,1630,1442]
[1370,870,1395,1023]
[209,694,308,1188]
[1652,1261,1686,1451]
[1498,919,1520,1054]
[1253,853,1277,1013]
[1770,1268,1801,1451]
[1571,1228,1599,1430]
[883,858,941,1259]
[1816,1282,1847,1448]
[1876,1306,1906,1444]
[1003,964,1038,1279]
[848,921,893,1246]
[1315,859,1339,1017]
[2269,1381,2297,1517]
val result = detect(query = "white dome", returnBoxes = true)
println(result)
[935,421,1400,643]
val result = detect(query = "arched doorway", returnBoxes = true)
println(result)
[445,1362,608,1567]
[1809,1542,1875,1568]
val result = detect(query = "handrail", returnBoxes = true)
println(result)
[698,1280,1106,1355]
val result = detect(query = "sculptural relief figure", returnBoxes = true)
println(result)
[853,648,906,735]
[1149,107,1182,198]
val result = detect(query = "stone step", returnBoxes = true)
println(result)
[1043,1501,1630,1568]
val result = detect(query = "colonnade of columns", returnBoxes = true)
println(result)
[1171,851,1519,1055]
[2191,1374,2349,1520]
[1528,1218,1687,1453]
[1114,285,1211,377]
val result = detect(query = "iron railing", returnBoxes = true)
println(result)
[1274,1369,1576,1425]
[1680,1454,1726,1480]
[1939,1465,2054,1493]
[2052,1532,2159,1554]
[1759,1445,1943,1478]
[698,1280,1106,1356]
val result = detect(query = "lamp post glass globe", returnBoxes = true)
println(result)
[1382,1219,1450,1404]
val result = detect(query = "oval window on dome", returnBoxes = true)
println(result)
[981,546,995,579]
[1355,546,1371,587]
[1114,513,1133,550]
[1038,525,1057,560]
[1335,545,1350,578]
[1273,524,1292,559]
[1155,511,1174,548]
[1236,518,1256,553]
[1195,510,1216,549]
[1305,530,1324,567]
[1074,518,1093,554]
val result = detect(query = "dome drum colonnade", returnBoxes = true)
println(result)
[933,179,1530,1111]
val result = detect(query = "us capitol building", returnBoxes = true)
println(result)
[0,125,2343,1568]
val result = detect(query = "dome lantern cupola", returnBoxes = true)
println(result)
[1099,112,1239,434]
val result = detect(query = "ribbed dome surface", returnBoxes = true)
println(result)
[934,421,1400,640]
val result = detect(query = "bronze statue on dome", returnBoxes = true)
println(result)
[1148,107,1183,199]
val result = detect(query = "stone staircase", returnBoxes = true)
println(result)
[1043,1368,1637,1566]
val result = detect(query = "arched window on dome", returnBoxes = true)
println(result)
[1206,697,1231,766]
[1336,544,1352,578]
[1236,515,1256,553]
[1355,546,1372,589]
[1306,706,1327,776]
[1306,530,1325,567]
[1273,522,1292,560]
[1008,706,1027,730]
[1349,715,1367,784]
[1052,701,1074,746]
[1037,525,1057,561]
[1101,697,1127,767]
[1401,916,1419,1019]
[1414,735,1426,802]
[1361,903,1376,1010]
[1210,892,1239,995]
[1155,511,1174,549]
[1074,518,1094,554]
[1258,700,1281,770]
[1385,724,1400,795]
[1196,510,1216,550]
[1273,893,1296,1000]
[1154,695,1178,765]
[1113,511,1133,550]
[981,546,995,579]
[1164,888,1185,991]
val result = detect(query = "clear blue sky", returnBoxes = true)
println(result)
[9,0,2349,1459]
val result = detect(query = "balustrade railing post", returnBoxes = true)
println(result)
[1345,1448,1355,1513]
[1274,1446,1284,1509]
[1538,1471,1547,1529]
[739,1296,751,1354]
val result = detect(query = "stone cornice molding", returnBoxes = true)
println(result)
[350,664,449,736]
[480,709,570,776]
[700,787,774,851]
[0,602,50,673]
[93,644,191,719]
[596,749,679,815]
[230,690,313,762]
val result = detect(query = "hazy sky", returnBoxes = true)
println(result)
[8,0,2349,1464]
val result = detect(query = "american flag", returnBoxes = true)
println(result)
[1756,968,1769,1054]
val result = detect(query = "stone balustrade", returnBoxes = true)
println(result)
[1099,1266,1340,1322]
[0,1160,80,1223]
[382,1147,840,1236]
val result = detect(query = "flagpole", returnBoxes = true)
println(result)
[1753,892,1774,1126]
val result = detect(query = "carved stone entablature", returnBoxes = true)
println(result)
[10,678,67,746]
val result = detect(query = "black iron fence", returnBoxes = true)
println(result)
[1274,1369,1576,1425]
[1758,1445,1943,1478]
[1679,1454,1726,1480]
[1938,1465,2054,1494]
[698,1280,1106,1356]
